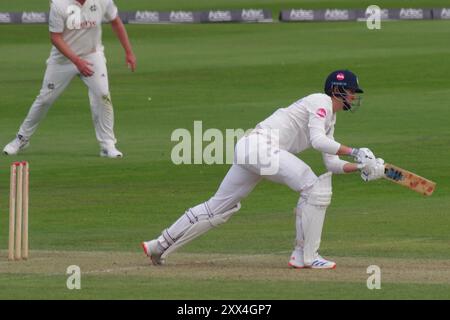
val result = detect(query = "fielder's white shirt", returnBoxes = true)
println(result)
[47,0,118,64]
[256,93,349,173]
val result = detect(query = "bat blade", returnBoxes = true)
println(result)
[383,163,436,196]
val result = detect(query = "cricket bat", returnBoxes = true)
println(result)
[383,163,436,196]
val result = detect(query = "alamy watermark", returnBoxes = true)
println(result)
[66,265,81,290]
[366,265,381,289]
[171,121,280,175]
[366,5,382,30]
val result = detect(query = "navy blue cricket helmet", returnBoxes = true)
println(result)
[324,70,364,111]
[324,70,363,95]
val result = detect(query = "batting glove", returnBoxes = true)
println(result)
[361,158,385,182]
[351,147,376,165]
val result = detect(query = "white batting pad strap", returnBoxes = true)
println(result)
[209,203,241,227]
[307,192,332,206]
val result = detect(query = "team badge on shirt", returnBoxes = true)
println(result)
[316,108,327,118]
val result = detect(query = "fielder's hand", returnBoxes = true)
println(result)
[74,58,94,77]
[360,158,385,182]
[126,52,136,72]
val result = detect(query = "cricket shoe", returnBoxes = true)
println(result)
[289,250,336,269]
[306,254,336,269]
[141,240,165,265]
[288,249,305,269]
[100,144,123,158]
[3,135,29,155]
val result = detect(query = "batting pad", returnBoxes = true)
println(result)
[161,203,241,259]
[301,172,332,266]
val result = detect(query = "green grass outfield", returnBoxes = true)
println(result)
[3,0,450,13]
[0,1,450,299]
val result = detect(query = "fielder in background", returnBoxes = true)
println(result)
[143,70,385,269]
[3,0,136,158]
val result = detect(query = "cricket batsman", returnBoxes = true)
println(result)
[142,70,385,269]
[3,0,136,158]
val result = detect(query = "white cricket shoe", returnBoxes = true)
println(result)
[3,135,29,155]
[289,250,336,269]
[307,254,336,269]
[100,144,123,158]
[141,240,165,265]
[288,248,305,268]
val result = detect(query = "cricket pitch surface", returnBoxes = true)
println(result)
[1,250,450,285]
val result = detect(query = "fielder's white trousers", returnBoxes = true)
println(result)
[18,51,117,147]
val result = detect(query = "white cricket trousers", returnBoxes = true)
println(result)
[158,132,319,249]
[208,132,318,213]
[18,51,117,147]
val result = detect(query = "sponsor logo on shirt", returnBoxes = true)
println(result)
[79,20,97,28]
[66,5,97,29]
[316,108,327,118]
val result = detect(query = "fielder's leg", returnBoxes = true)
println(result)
[142,164,261,265]
[4,63,77,155]
[81,52,121,158]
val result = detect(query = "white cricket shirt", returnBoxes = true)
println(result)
[47,0,118,64]
[256,93,341,155]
